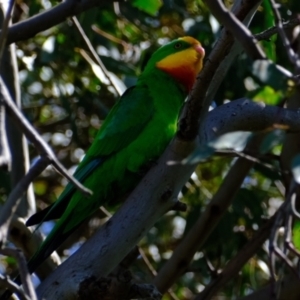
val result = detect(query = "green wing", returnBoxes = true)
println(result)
[27,84,155,226]
[26,84,156,270]
[59,83,155,202]
[84,84,155,158]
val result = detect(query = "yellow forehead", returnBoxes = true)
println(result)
[178,36,200,45]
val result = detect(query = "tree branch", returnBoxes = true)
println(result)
[268,0,300,71]
[8,217,61,280]
[0,0,14,64]
[0,248,37,300]
[153,149,254,292]
[36,136,197,299]
[178,0,262,141]
[158,97,300,294]
[0,1,37,224]
[201,98,300,142]
[0,99,10,169]
[241,274,300,300]
[0,78,91,197]
[194,213,277,299]
[205,0,266,60]
[32,1,300,296]
[33,93,300,298]
[0,274,30,300]
[3,0,122,45]
[255,17,300,41]
[72,16,122,96]
[0,158,48,242]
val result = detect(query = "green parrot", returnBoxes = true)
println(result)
[23,37,205,275]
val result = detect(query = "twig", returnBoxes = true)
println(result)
[71,16,122,96]
[0,96,10,169]
[215,149,285,174]
[268,180,300,295]
[0,77,92,197]
[205,0,266,60]
[255,17,300,41]
[194,213,277,299]
[0,157,48,243]
[0,274,30,300]
[0,0,15,67]
[92,25,130,50]
[0,0,15,172]
[139,248,157,277]
[268,0,300,72]
[0,248,37,300]
[283,206,300,258]
[8,217,61,279]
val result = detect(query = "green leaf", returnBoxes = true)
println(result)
[34,180,48,196]
[261,0,276,61]
[251,85,283,105]
[251,60,292,92]
[259,129,286,154]
[132,0,162,16]
[292,219,300,251]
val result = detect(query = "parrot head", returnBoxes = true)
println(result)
[144,36,205,92]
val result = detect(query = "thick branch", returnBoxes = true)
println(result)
[201,98,300,142]
[36,138,197,299]
[154,93,300,290]
[4,0,120,45]
[153,152,254,292]
[0,0,14,63]
[156,98,300,293]
[34,95,300,298]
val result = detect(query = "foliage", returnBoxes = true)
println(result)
[1,0,300,299]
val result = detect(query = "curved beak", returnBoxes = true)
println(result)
[194,44,205,57]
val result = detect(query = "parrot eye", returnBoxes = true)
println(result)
[174,42,182,49]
